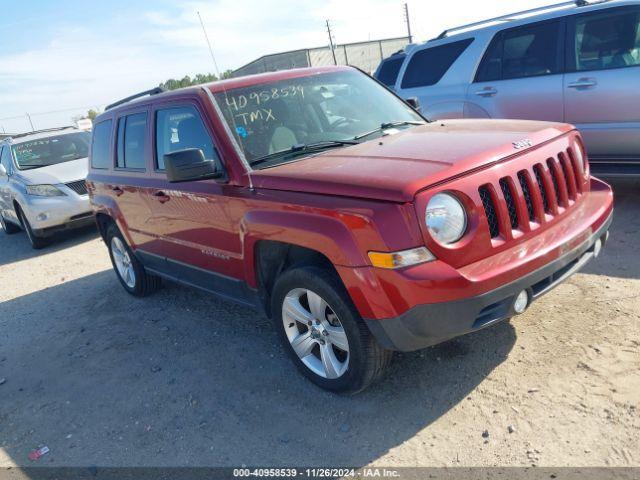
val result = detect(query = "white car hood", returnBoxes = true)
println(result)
[16,157,88,185]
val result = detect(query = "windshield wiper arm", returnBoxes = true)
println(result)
[353,121,426,141]
[249,140,358,167]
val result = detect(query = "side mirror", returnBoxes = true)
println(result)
[405,97,420,111]
[0,164,6,177]
[164,149,223,183]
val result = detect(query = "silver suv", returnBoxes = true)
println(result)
[381,0,640,176]
[0,127,94,249]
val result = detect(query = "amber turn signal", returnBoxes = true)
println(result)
[368,247,435,269]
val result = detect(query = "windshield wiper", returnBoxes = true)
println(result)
[353,121,426,141]
[250,140,358,167]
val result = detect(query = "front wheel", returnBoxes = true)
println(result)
[17,207,49,249]
[271,266,392,394]
[106,223,161,297]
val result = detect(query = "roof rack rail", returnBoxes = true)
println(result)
[105,87,167,111]
[432,0,609,40]
[9,126,77,139]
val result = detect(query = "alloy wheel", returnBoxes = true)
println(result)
[111,237,136,288]
[282,288,350,379]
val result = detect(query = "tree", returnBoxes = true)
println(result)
[72,108,101,125]
[159,73,221,91]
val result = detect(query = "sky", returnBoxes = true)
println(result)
[0,0,554,133]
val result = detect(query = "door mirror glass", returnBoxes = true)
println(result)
[164,148,222,183]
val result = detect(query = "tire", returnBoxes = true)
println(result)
[271,265,392,394]
[0,213,21,235]
[16,207,50,249]
[105,223,161,297]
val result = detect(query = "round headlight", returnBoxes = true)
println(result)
[425,193,467,245]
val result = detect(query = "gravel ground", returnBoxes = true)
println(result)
[0,180,638,468]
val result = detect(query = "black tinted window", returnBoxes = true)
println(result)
[155,106,217,170]
[91,120,113,169]
[476,22,561,82]
[116,113,147,169]
[401,38,473,88]
[573,9,640,71]
[376,55,405,86]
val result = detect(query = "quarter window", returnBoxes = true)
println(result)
[572,9,640,71]
[401,38,474,89]
[155,106,218,170]
[376,55,405,87]
[91,120,113,169]
[476,22,561,82]
[116,113,147,169]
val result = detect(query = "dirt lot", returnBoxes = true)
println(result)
[0,180,638,469]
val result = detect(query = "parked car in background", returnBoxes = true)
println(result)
[0,127,94,248]
[379,0,640,176]
[88,66,612,393]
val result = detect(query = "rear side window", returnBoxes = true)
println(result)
[91,120,113,169]
[572,8,640,72]
[476,21,561,82]
[116,113,148,170]
[376,55,405,87]
[401,38,474,88]
[155,106,218,170]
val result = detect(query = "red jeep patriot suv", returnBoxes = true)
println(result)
[87,66,613,393]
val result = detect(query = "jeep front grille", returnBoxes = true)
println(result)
[65,180,88,196]
[478,147,585,241]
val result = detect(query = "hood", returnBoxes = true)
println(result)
[250,119,574,202]
[15,157,88,185]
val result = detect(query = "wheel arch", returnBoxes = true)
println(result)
[254,240,344,318]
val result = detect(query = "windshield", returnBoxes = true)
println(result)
[12,131,91,170]
[213,70,423,168]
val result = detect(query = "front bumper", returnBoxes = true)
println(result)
[365,213,612,351]
[21,192,93,237]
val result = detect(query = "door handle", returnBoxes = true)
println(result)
[568,78,597,89]
[153,191,170,203]
[111,186,124,196]
[475,87,498,97]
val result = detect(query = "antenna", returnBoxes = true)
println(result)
[197,11,222,79]
[196,11,254,189]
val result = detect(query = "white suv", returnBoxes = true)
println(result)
[379,0,640,176]
[0,127,94,248]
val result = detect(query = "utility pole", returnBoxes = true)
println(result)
[403,3,413,43]
[326,20,338,65]
[26,113,35,132]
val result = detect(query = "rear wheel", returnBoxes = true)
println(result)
[0,213,21,235]
[271,265,392,394]
[16,207,49,249]
[106,223,161,296]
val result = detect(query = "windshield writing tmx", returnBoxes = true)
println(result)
[214,71,421,166]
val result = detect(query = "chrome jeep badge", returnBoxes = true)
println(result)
[513,139,533,149]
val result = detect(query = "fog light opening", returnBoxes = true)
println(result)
[36,212,50,221]
[513,290,530,315]
[593,238,602,258]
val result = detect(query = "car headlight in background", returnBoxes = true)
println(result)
[425,193,467,245]
[26,185,66,197]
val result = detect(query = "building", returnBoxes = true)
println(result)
[233,36,409,78]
